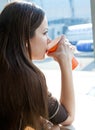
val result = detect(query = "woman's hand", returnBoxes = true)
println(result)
[47,35,75,65]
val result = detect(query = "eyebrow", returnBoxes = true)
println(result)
[43,28,48,32]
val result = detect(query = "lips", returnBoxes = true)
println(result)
[46,36,61,53]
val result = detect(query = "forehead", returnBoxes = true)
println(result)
[36,16,48,32]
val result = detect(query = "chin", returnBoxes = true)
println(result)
[33,56,45,60]
[39,54,45,60]
[39,57,45,60]
[32,52,46,60]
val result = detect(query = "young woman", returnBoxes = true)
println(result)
[0,1,75,130]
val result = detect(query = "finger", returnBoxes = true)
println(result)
[70,45,76,52]
[65,38,69,43]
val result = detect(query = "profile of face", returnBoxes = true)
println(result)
[30,16,51,60]
[0,1,51,61]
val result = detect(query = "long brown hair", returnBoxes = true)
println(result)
[0,1,48,130]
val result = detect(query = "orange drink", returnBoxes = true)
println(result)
[47,36,78,70]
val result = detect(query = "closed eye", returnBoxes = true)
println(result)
[43,31,48,35]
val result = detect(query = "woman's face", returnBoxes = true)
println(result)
[30,16,51,60]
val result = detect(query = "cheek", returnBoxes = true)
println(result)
[39,43,47,55]
[39,37,48,49]
[30,36,48,59]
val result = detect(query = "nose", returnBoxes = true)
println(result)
[47,36,52,44]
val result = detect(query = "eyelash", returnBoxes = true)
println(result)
[43,31,48,35]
